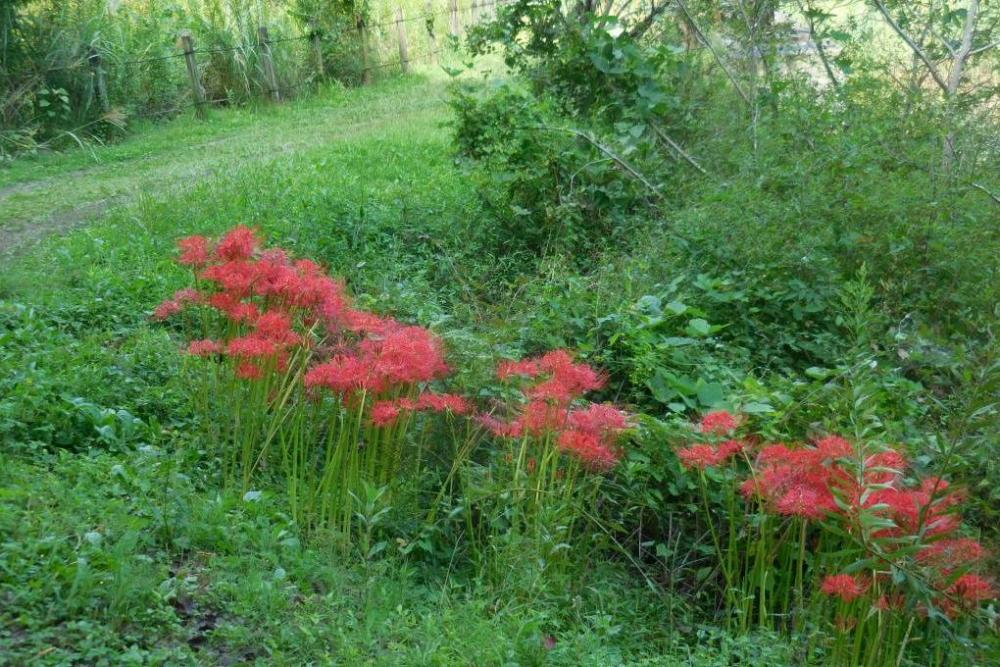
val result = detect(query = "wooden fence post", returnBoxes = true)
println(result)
[358,15,372,84]
[258,26,281,101]
[449,0,460,38]
[395,8,411,73]
[179,31,206,118]
[88,48,110,113]
[425,1,439,64]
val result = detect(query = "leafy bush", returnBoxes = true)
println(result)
[450,81,657,255]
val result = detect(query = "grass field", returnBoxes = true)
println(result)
[0,71,731,666]
[0,72,459,253]
[3,36,997,662]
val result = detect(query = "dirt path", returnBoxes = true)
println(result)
[0,77,449,256]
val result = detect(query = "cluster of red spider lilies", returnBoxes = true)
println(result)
[154,226,632,534]
[675,411,995,661]
[154,226,995,660]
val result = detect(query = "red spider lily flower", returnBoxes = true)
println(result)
[920,476,951,495]
[677,444,724,470]
[820,574,869,602]
[758,443,793,463]
[203,290,259,324]
[526,377,577,403]
[497,358,541,380]
[699,410,739,435]
[742,442,842,519]
[834,615,858,632]
[917,538,987,569]
[874,594,906,612]
[360,325,450,387]
[342,309,399,335]
[740,477,763,500]
[924,513,962,538]
[153,288,201,320]
[816,435,853,460]
[304,354,375,394]
[517,399,570,437]
[174,288,200,304]
[229,302,261,323]
[254,310,302,347]
[864,450,908,485]
[214,225,259,261]
[918,477,965,511]
[677,442,744,470]
[227,335,278,359]
[557,429,619,471]
[496,351,604,404]
[776,484,835,520]
[250,254,350,322]
[153,299,183,320]
[717,439,746,458]
[177,235,211,266]
[370,400,405,427]
[537,349,605,396]
[567,403,630,436]
[415,392,472,415]
[236,361,264,380]
[187,339,223,356]
[200,260,259,297]
[865,482,963,539]
[477,413,523,438]
[948,574,997,605]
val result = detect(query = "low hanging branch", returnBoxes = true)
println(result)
[971,182,1000,206]
[524,124,663,197]
[648,124,709,175]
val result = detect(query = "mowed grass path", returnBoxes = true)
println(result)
[0,72,454,254]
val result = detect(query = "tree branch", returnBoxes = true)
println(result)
[871,0,950,94]
[628,3,672,39]
[527,124,663,196]
[648,124,709,175]
[797,0,840,90]
[946,0,980,95]
[969,39,998,56]
[672,0,752,105]
[971,182,1000,206]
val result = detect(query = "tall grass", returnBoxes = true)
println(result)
[1,0,484,158]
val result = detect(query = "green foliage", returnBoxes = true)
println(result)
[0,0,441,158]
[450,80,657,255]
[1,24,998,662]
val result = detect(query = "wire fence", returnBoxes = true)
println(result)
[46,0,517,68]
[39,0,519,126]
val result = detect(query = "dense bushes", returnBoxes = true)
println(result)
[445,2,1000,663]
